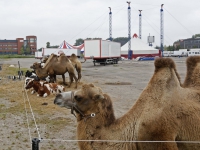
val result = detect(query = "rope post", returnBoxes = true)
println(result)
[32,138,40,150]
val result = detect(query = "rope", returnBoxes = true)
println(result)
[41,139,200,144]
[22,84,32,144]
[24,84,41,140]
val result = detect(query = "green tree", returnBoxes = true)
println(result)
[74,38,84,46]
[20,46,24,55]
[46,42,50,48]
[26,45,31,54]
[112,37,129,47]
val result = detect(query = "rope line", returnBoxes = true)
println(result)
[41,139,200,144]
[22,84,32,144]
[24,85,41,140]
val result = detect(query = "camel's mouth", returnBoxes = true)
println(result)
[54,91,75,109]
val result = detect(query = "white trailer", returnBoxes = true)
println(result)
[84,39,121,66]
[35,51,43,59]
[171,51,183,57]
[178,49,188,56]
[188,49,200,56]
[34,48,80,59]
[163,51,173,57]
[41,48,80,57]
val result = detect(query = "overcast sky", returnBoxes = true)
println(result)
[0,0,200,48]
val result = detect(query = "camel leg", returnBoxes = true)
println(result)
[77,69,81,82]
[73,73,78,88]
[62,74,67,85]
[54,74,57,82]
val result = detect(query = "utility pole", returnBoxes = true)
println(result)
[108,7,112,41]
[127,1,132,59]
[160,4,164,57]
[139,10,142,39]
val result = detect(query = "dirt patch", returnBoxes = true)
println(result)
[105,82,132,85]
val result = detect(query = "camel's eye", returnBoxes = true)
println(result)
[74,95,82,102]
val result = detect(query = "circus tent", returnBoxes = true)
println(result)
[121,34,161,59]
[58,40,84,50]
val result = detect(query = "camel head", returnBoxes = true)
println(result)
[30,62,42,70]
[54,83,111,119]
[30,62,49,79]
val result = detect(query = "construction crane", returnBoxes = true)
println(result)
[160,4,164,56]
[139,10,142,39]
[108,7,112,41]
[127,1,132,59]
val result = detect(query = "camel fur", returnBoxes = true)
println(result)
[69,53,82,82]
[54,57,200,150]
[182,56,200,89]
[31,54,78,88]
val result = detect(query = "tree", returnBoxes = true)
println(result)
[46,42,50,48]
[74,38,84,46]
[112,37,129,47]
[26,45,31,54]
[20,46,24,55]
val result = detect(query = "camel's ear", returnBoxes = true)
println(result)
[93,94,104,101]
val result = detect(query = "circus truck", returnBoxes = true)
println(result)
[34,48,81,59]
[84,39,121,66]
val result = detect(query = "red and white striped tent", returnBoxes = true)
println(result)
[58,40,84,50]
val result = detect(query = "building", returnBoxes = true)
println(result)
[0,35,37,55]
[174,37,200,49]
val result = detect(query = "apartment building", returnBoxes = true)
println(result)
[0,35,37,54]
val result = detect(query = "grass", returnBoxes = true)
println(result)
[0,63,80,149]
[0,54,34,59]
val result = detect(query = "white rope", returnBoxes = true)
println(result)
[22,84,32,144]
[41,139,200,144]
[24,85,41,140]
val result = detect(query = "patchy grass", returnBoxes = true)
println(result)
[0,55,34,59]
[0,64,82,149]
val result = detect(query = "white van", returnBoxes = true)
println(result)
[188,49,200,57]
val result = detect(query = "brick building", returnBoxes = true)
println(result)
[173,37,200,49]
[0,35,37,54]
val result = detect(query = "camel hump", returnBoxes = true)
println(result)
[154,57,176,72]
[186,56,200,68]
[183,56,200,88]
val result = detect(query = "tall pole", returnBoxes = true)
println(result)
[127,1,131,59]
[108,7,112,41]
[160,4,164,57]
[139,10,142,39]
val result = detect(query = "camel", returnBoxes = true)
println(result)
[31,54,78,88]
[54,57,200,150]
[182,56,200,89]
[69,54,82,82]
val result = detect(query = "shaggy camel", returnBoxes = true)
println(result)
[69,54,82,82]
[182,56,200,89]
[31,54,78,88]
[54,57,200,150]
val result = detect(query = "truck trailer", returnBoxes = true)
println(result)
[84,39,121,66]
[35,48,80,59]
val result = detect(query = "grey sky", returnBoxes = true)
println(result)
[0,0,199,48]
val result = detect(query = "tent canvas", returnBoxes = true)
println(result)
[121,34,160,58]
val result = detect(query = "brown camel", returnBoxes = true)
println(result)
[182,56,200,89]
[54,57,200,150]
[31,54,78,88]
[69,54,82,82]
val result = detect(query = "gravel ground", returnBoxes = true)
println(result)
[0,57,187,150]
